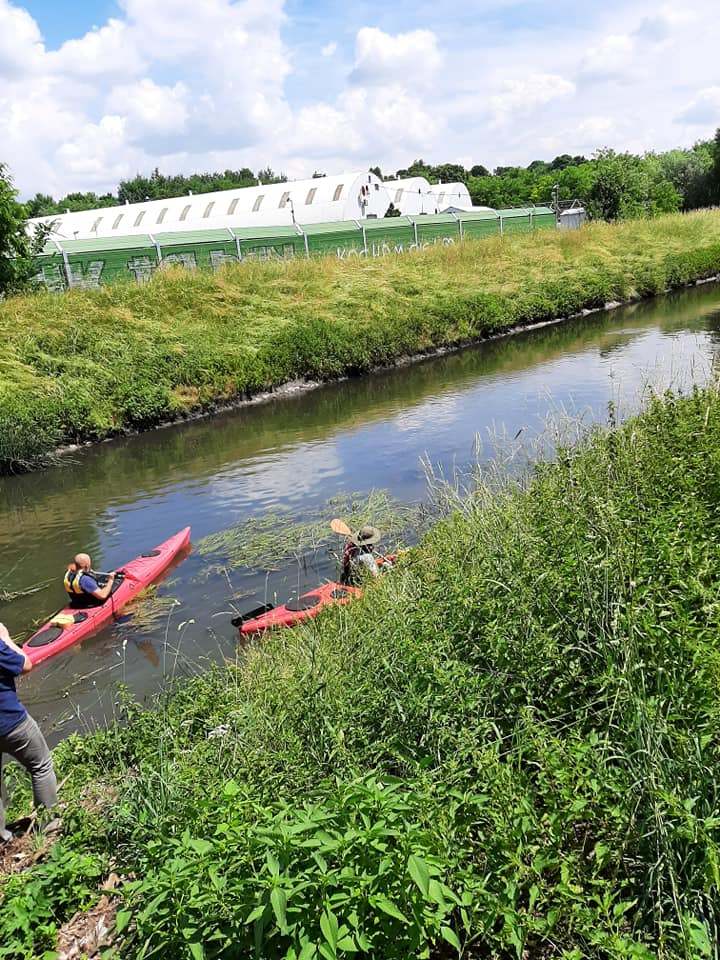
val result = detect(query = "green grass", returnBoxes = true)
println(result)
[4,385,720,958]
[2,210,720,471]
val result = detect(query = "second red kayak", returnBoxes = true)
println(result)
[238,581,361,635]
[24,526,191,665]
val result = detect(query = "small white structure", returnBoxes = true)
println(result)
[29,172,392,242]
[382,177,434,216]
[558,205,587,230]
[381,178,481,215]
[428,182,473,212]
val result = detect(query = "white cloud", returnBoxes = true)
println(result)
[350,27,441,87]
[579,34,634,81]
[490,74,575,123]
[48,18,145,79]
[675,87,720,126]
[0,0,719,200]
[0,0,44,77]
[110,79,189,139]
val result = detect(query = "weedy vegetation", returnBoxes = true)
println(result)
[2,385,720,958]
[196,490,427,572]
[2,209,720,471]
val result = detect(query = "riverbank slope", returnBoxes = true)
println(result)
[3,385,719,957]
[2,209,720,471]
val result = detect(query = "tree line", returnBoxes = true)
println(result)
[22,132,720,224]
[374,134,720,220]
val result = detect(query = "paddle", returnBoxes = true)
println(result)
[93,569,140,582]
[330,518,353,537]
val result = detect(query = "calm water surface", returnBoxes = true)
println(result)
[2,284,720,742]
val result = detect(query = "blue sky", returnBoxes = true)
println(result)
[1,0,717,198]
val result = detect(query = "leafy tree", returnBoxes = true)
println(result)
[0,163,49,295]
[587,150,680,221]
[24,193,58,218]
[711,128,720,204]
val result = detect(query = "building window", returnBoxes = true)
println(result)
[203,202,215,218]
[305,187,317,205]
[227,199,238,215]
[91,217,103,232]
[157,207,168,224]
[279,191,291,208]
[180,204,191,221]
[112,214,124,230]
[134,211,146,227]
[332,184,344,201]
[252,195,264,212]
[394,189,403,204]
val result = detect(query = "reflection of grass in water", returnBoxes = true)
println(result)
[124,586,181,632]
[196,490,427,571]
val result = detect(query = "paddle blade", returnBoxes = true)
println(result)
[231,603,275,628]
[330,518,352,537]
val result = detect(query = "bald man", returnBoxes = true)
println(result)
[64,553,116,608]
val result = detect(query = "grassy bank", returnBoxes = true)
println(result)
[2,210,720,471]
[3,386,720,958]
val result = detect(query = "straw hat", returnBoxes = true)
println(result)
[350,525,382,547]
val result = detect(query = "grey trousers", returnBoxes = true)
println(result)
[0,713,57,838]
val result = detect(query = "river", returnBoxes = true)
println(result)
[2,283,720,743]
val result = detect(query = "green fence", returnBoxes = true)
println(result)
[32,207,556,291]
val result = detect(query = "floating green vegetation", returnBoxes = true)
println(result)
[196,489,428,571]
[124,587,181,632]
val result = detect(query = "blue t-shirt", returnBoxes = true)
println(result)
[79,573,100,595]
[0,638,27,737]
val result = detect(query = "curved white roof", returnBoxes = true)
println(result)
[380,178,478,215]
[381,177,434,216]
[29,172,392,241]
[427,182,473,211]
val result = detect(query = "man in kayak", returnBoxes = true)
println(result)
[0,622,57,844]
[64,554,117,608]
[341,526,390,585]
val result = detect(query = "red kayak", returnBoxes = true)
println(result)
[24,527,191,665]
[237,581,361,635]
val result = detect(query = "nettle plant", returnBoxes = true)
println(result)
[119,776,471,959]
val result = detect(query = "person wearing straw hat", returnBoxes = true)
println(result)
[340,525,388,585]
[0,622,57,844]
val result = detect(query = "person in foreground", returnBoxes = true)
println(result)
[64,553,116,607]
[0,622,57,843]
[340,525,390,585]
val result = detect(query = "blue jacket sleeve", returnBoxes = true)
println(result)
[0,638,25,677]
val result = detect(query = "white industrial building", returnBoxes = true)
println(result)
[28,170,488,242]
[29,172,390,242]
[382,178,484,216]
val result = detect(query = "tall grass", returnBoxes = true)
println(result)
[2,210,720,471]
[4,385,719,958]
